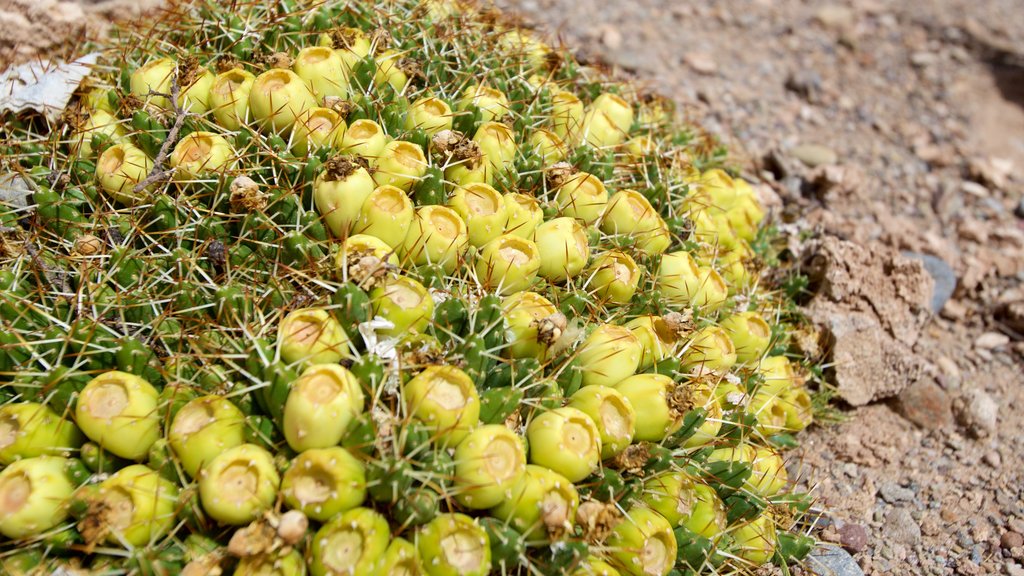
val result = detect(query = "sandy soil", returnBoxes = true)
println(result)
[3,0,1024,574]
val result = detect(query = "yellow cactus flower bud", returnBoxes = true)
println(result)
[555,172,609,224]
[401,205,469,272]
[491,465,579,541]
[526,406,602,482]
[209,67,256,130]
[473,121,517,174]
[168,395,246,478]
[587,250,641,306]
[372,140,428,191]
[580,107,625,148]
[572,559,621,576]
[732,514,778,566]
[681,382,724,449]
[476,234,541,295]
[416,513,491,576]
[613,373,684,442]
[444,141,492,188]
[453,425,527,509]
[335,234,399,282]
[277,307,352,365]
[726,193,766,242]
[749,447,788,497]
[448,183,506,247]
[503,192,543,239]
[640,471,698,527]
[496,29,551,71]
[720,311,773,364]
[779,387,813,431]
[757,355,802,396]
[534,217,590,282]
[0,456,75,539]
[577,324,642,388]
[355,184,416,248]
[370,276,434,335]
[403,365,480,446]
[749,393,788,437]
[291,107,346,156]
[501,291,564,360]
[684,483,727,538]
[72,110,127,158]
[374,50,408,92]
[593,93,635,134]
[330,27,372,58]
[89,464,179,547]
[180,67,215,113]
[625,314,687,370]
[96,143,154,206]
[283,364,365,452]
[601,189,672,255]
[75,371,160,461]
[656,252,728,311]
[313,160,377,238]
[568,385,636,458]
[551,90,584,141]
[607,506,677,576]
[529,128,568,163]
[682,326,737,374]
[169,131,234,181]
[457,84,510,122]
[199,444,280,525]
[83,86,116,113]
[293,46,348,100]
[249,69,318,133]
[625,135,656,159]
[0,403,82,465]
[281,447,366,522]
[130,57,176,108]
[405,96,454,135]
[340,119,388,159]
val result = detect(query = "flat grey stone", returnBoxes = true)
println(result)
[901,251,956,313]
[0,173,32,209]
[808,545,865,576]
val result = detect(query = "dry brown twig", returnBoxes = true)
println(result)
[133,73,189,193]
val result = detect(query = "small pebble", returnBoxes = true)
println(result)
[976,331,1010,349]
[839,523,869,553]
[791,143,838,167]
[1003,532,1024,550]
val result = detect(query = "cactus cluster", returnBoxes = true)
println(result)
[0,1,822,574]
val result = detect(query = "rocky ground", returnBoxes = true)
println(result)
[3,0,1024,574]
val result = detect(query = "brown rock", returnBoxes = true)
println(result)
[954,388,999,438]
[801,236,934,405]
[683,52,717,75]
[895,380,953,430]
[1003,532,1024,550]
[838,522,869,553]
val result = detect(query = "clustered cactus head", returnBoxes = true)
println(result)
[0,0,821,574]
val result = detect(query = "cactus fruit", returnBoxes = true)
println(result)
[75,371,161,461]
[0,403,83,465]
[0,1,826,573]
[0,457,76,539]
